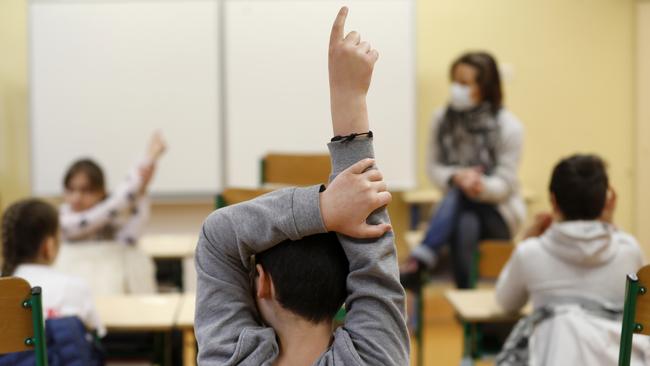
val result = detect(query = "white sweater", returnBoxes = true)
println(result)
[427,107,526,236]
[496,220,644,312]
[14,264,105,336]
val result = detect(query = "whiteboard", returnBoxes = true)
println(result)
[224,0,416,189]
[30,0,222,196]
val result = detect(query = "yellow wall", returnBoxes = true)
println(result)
[637,1,650,253]
[416,0,638,238]
[0,0,641,250]
[0,0,29,211]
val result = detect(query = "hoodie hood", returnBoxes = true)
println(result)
[540,221,617,266]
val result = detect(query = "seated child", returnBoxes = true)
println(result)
[194,7,409,366]
[60,131,166,244]
[496,154,645,364]
[1,198,105,336]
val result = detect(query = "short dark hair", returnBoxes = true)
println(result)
[451,51,503,114]
[2,199,59,276]
[255,232,349,323]
[63,159,106,193]
[549,154,609,221]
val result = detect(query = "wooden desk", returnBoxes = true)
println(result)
[445,289,529,323]
[445,289,530,365]
[139,235,198,292]
[97,294,181,332]
[138,235,197,260]
[97,294,182,366]
[177,293,196,366]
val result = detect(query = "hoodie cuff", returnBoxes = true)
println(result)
[327,136,375,180]
[291,185,328,238]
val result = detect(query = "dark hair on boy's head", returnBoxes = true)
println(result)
[63,159,105,193]
[1,199,59,276]
[549,154,609,221]
[451,51,503,114]
[255,232,349,324]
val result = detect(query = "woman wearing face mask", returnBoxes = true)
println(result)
[400,52,525,290]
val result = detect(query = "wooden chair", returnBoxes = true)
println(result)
[619,265,650,366]
[0,277,48,366]
[469,240,515,287]
[216,187,273,208]
[261,153,330,186]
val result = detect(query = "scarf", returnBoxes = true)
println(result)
[436,103,501,175]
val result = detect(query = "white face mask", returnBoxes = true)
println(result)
[449,82,477,111]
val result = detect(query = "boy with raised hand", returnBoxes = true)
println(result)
[194,6,410,366]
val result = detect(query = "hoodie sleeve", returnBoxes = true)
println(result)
[328,136,410,366]
[496,242,529,313]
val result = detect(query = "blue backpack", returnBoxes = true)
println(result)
[0,316,104,366]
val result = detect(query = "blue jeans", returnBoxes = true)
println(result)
[414,187,510,288]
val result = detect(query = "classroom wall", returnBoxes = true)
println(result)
[0,0,30,211]
[0,0,643,255]
[416,0,640,247]
[637,1,650,254]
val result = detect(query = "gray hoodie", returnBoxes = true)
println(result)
[194,137,410,365]
[496,221,644,312]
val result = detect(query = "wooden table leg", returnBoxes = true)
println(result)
[183,328,197,366]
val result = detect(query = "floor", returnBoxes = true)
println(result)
[409,284,494,366]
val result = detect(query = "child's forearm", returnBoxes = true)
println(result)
[329,94,369,136]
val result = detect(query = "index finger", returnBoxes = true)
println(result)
[329,6,348,46]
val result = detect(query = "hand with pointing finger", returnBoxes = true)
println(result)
[320,158,392,238]
[328,6,379,136]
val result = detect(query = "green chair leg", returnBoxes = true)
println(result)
[416,285,424,366]
[619,274,641,366]
[24,287,48,366]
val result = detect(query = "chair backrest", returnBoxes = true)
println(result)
[217,188,273,208]
[477,240,515,279]
[619,265,650,366]
[468,240,515,288]
[0,277,47,365]
[261,153,330,186]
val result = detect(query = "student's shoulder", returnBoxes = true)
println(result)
[512,237,545,261]
[611,228,644,256]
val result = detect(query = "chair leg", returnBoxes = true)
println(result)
[619,274,640,366]
[27,287,48,366]
[416,286,424,366]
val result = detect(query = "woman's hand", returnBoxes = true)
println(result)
[320,158,392,238]
[453,167,484,198]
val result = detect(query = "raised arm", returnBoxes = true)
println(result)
[195,163,390,364]
[60,160,147,240]
[326,7,409,365]
[60,132,166,241]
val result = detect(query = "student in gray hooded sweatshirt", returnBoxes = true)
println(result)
[194,7,409,366]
